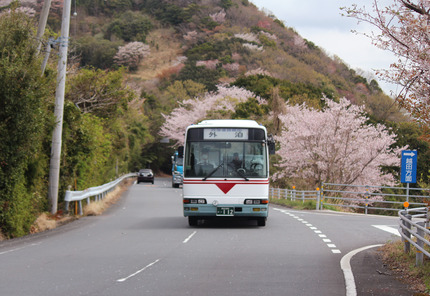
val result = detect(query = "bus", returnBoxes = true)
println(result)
[181,119,275,226]
[171,150,183,188]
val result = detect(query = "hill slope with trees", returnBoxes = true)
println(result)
[1,0,430,238]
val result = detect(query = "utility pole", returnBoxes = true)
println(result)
[48,0,72,214]
[36,0,52,54]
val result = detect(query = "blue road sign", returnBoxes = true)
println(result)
[401,150,417,183]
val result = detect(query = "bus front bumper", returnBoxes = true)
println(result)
[183,204,268,218]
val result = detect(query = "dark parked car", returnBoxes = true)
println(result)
[137,169,154,184]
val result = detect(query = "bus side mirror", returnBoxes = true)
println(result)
[178,146,184,158]
[267,135,275,155]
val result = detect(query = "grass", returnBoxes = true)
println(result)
[380,240,430,295]
[269,197,341,211]
[128,28,182,81]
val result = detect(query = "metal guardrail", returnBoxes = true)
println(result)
[321,183,428,213]
[399,208,430,266]
[270,187,322,210]
[64,173,136,215]
[271,183,430,266]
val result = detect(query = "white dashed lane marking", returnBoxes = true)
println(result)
[274,208,341,254]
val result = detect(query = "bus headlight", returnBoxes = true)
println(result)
[244,199,269,205]
[183,198,207,204]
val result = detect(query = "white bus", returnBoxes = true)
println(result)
[181,119,275,226]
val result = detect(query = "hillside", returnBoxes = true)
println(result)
[5,0,430,240]
[52,0,404,122]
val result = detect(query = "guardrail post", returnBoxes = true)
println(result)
[416,222,424,266]
[365,187,369,215]
[277,188,281,199]
[316,188,320,210]
[79,200,83,216]
[402,214,412,254]
[426,205,429,230]
[292,186,296,201]
[302,191,305,203]
[320,184,324,210]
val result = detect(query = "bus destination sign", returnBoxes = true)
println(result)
[204,128,248,140]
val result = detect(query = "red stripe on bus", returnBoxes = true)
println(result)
[183,180,269,194]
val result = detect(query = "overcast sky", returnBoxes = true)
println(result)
[250,0,399,95]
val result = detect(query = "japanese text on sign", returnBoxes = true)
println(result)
[400,150,417,184]
[203,128,249,140]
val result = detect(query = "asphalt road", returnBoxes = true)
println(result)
[0,177,404,296]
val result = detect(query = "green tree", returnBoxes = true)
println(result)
[165,80,207,102]
[73,36,121,69]
[61,104,113,190]
[0,11,54,238]
[65,67,134,117]
[105,11,153,42]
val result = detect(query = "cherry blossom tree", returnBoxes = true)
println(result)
[114,42,150,71]
[343,1,430,139]
[159,85,266,145]
[210,10,226,23]
[274,98,403,188]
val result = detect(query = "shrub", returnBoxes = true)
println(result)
[0,11,54,237]
[73,36,121,69]
[105,11,153,42]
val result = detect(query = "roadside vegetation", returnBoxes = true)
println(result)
[0,0,429,270]
[380,240,430,295]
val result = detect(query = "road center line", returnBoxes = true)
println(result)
[117,259,160,282]
[183,231,197,244]
[340,244,383,296]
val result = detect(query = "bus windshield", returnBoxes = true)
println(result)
[184,141,267,178]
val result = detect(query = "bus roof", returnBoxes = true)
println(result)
[190,119,263,129]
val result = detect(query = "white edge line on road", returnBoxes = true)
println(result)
[0,242,42,256]
[183,231,197,243]
[117,259,160,283]
[372,225,400,237]
[340,244,383,296]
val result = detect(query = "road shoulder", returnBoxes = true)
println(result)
[352,247,416,296]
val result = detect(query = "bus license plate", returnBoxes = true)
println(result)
[216,207,234,216]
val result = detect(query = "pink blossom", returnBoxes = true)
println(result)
[222,62,240,73]
[183,31,198,42]
[274,98,404,188]
[245,68,272,77]
[344,1,430,131]
[160,85,266,145]
[114,42,150,70]
[209,10,226,23]
[234,33,260,43]
[242,43,264,52]
[196,59,219,70]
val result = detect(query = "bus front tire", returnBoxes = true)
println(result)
[188,217,198,226]
[257,218,266,226]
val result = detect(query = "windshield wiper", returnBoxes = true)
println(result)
[235,168,249,181]
[202,162,224,181]
[227,163,249,181]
